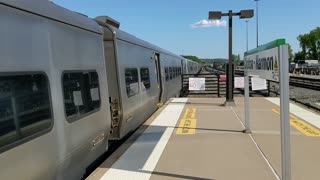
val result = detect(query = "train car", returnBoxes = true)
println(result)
[183,59,201,74]
[95,16,184,140]
[0,1,111,179]
[0,1,199,180]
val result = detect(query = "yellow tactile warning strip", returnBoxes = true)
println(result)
[176,108,197,135]
[272,108,320,136]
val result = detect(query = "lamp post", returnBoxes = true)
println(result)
[209,10,254,106]
[254,0,260,47]
[246,20,249,51]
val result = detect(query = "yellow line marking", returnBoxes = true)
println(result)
[183,108,196,119]
[176,118,197,135]
[177,108,197,135]
[272,108,320,136]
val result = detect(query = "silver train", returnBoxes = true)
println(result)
[0,1,201,180]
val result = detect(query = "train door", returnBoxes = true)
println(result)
[154,53,163,102]
[103,40,122,139]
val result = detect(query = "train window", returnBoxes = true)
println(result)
[125,68,139,97]
[169,67,173,80]
[165,67,169,81]
[62,71,101,122]
[140,68,150,90]
[0,73,52,150]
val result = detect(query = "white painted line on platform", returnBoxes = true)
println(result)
[231,107,281,180]
[266,98,320,129]
[100,98,188,180]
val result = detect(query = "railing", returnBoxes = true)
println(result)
[181,70,242,97]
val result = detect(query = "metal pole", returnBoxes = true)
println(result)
[246,20,249,51]
[255,0,259,47]
[244,19,250,132]
[279,45,291,180]
[226,10,234,104]
[244,69,250,133]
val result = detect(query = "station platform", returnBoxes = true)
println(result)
[87,97,320,180]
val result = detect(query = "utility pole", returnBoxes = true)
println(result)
[254,0,260,47]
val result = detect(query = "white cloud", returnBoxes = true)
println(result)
[191,19,227,28]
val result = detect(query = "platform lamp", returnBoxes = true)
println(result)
[208,10,254,106]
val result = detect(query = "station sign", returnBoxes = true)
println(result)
[244,39,291,179]
[244,39,288,82]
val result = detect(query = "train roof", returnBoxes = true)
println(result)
[1,0,101,34]
[96,18,182,59]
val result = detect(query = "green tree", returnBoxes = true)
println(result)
[294,51,305,61]
[288,44,294,62]
[181,55,204,64]
[297,34,308,60]
[297,27,320,60]
[232,54,241,65]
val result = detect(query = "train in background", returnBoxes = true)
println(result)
[289,60,320,75]
[0,1,201,180]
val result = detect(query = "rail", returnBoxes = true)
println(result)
[232,69,320,91]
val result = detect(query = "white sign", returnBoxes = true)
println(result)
[189,78,205,90]
[251,77,267,91]
[244,40,287,82]
[129,82,139,94]
[73,91,83,106]
[90,88,100,101]
[234,77,244,88]
[245,47,279,81]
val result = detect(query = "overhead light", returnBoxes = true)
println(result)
[240,10,254,19]
[208,11,222,20]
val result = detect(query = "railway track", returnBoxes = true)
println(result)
[205,66,320,112]
[268,86,320,113]
[207,67,320,91]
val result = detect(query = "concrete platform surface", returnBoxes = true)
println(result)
[87,97,320,180]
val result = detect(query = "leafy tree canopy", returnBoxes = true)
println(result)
[232,54,241,65]
[182,55,204,64]
[295,27,320,60]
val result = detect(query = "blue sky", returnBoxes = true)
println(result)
[52,0,319,59]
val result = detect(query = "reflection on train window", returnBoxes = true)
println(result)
[172,67,175,78]
[62,71,101,122]
[175,67,178,77]
[140,68,150,90]
[165,67,169,81]
[125,68,139,97]
[0,73,52,149]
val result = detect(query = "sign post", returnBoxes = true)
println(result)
[244,69,250,133]
[244,39,291,180]
[279,45,291,180]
